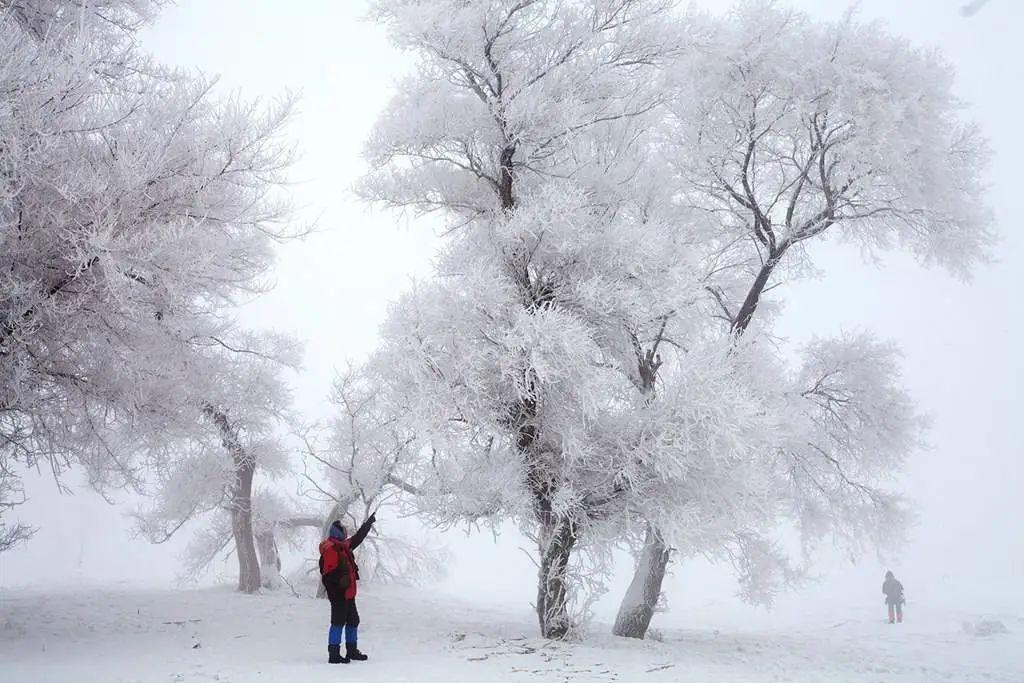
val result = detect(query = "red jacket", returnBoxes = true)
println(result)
[319,538,358,599]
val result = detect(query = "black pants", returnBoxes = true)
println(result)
[328,593,360,629]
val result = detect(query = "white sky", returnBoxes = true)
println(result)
[2,0,1021,625]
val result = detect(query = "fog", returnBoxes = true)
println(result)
[2,0,1021,627]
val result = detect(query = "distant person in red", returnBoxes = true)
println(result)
[882,570,905,624]
[319,514,375,664]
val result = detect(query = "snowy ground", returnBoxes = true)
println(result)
[1,584,1021,682]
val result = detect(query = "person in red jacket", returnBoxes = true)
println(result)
[319,514,375,664]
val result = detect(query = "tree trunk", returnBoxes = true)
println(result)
[612,244,788,637]
[536,515,578,639]
[207,406,261,594]
[253,515,325,590]
[255,528,281,590]
[732,248,785,336]
[230,454,260,593]
[613,524,671,638]
[611,329,671,638]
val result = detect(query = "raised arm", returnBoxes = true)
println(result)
[349,513,376,550]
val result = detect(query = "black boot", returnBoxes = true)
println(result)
[346,643,368,661]
[328,644,350,664]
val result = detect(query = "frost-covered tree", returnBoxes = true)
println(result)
[0,467,32,552]
[0,0,296,552]
[299,364,441,598]
[362,0,784,639]
[781,333,923,554]
[133,333,299,593]
[181,489,318,592]
[679,2,991,334]
[1,0,163,45]
[375,269,782,637]
[612,1,993,638]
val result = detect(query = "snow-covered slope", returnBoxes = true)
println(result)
[1,585,1020,682]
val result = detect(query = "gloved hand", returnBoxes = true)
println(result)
[367,512,377,526]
